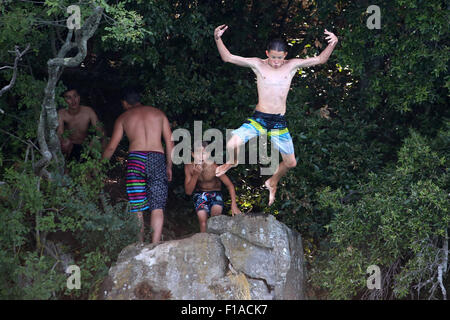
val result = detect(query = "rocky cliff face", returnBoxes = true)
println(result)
[99,214,307,300]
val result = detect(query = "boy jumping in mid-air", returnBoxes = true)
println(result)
[213,24,338,206]
[184,141,241,233]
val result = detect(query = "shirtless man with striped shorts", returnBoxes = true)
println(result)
[102,89,173,243]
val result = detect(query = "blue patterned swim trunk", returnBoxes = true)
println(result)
[232,110,295,154]
[192,191,224,215]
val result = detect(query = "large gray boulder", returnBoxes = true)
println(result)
[100,214,306,300]
[207,214,306,300]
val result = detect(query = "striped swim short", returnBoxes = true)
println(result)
[126,151,168,213]
[231,110,295,154]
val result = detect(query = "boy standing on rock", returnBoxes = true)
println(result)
[184,141,241,232]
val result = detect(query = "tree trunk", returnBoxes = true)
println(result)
[34,6,104,179]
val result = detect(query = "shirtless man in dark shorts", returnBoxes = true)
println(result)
[102,89,174,244]
[213,25,338,205]
[184,141,241,233]
[57,88,104,161]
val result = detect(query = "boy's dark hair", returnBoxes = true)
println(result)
[63,86,80,96]
[267,38,287,52]
[122,88,141,105]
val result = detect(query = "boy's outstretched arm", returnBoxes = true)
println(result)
[214,24,259,68]
[219,173,241,216]
[288,29,338,72]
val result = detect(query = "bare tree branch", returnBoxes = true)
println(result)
[48,7,103,68]
[437,230,448,299]
[0,44,31,113]
[34,6,104,179]
[0,128,41,152]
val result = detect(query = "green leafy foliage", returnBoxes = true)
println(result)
[312,129,449,299]
[0,146,139,299]
[0,0,448,299]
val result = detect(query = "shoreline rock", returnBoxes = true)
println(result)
[100,214,306,300]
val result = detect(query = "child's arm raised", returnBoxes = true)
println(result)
[287,29,338,74]
[184,164,202,195]
[219,173,241,216]
[214,24,260,69]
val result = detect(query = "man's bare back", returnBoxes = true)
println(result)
[102,93,174,244]
[120,106,166,152]
[102,101,173,179]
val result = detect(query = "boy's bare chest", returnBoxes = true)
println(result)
[257,68,293,88]
[64,112,90,131]
[198,164,218,182]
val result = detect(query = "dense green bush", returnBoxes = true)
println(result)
[0,145,139,299]
[312,128,449,299]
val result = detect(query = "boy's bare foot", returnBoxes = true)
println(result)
[265,179,277,206]
[215,163,234,177]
